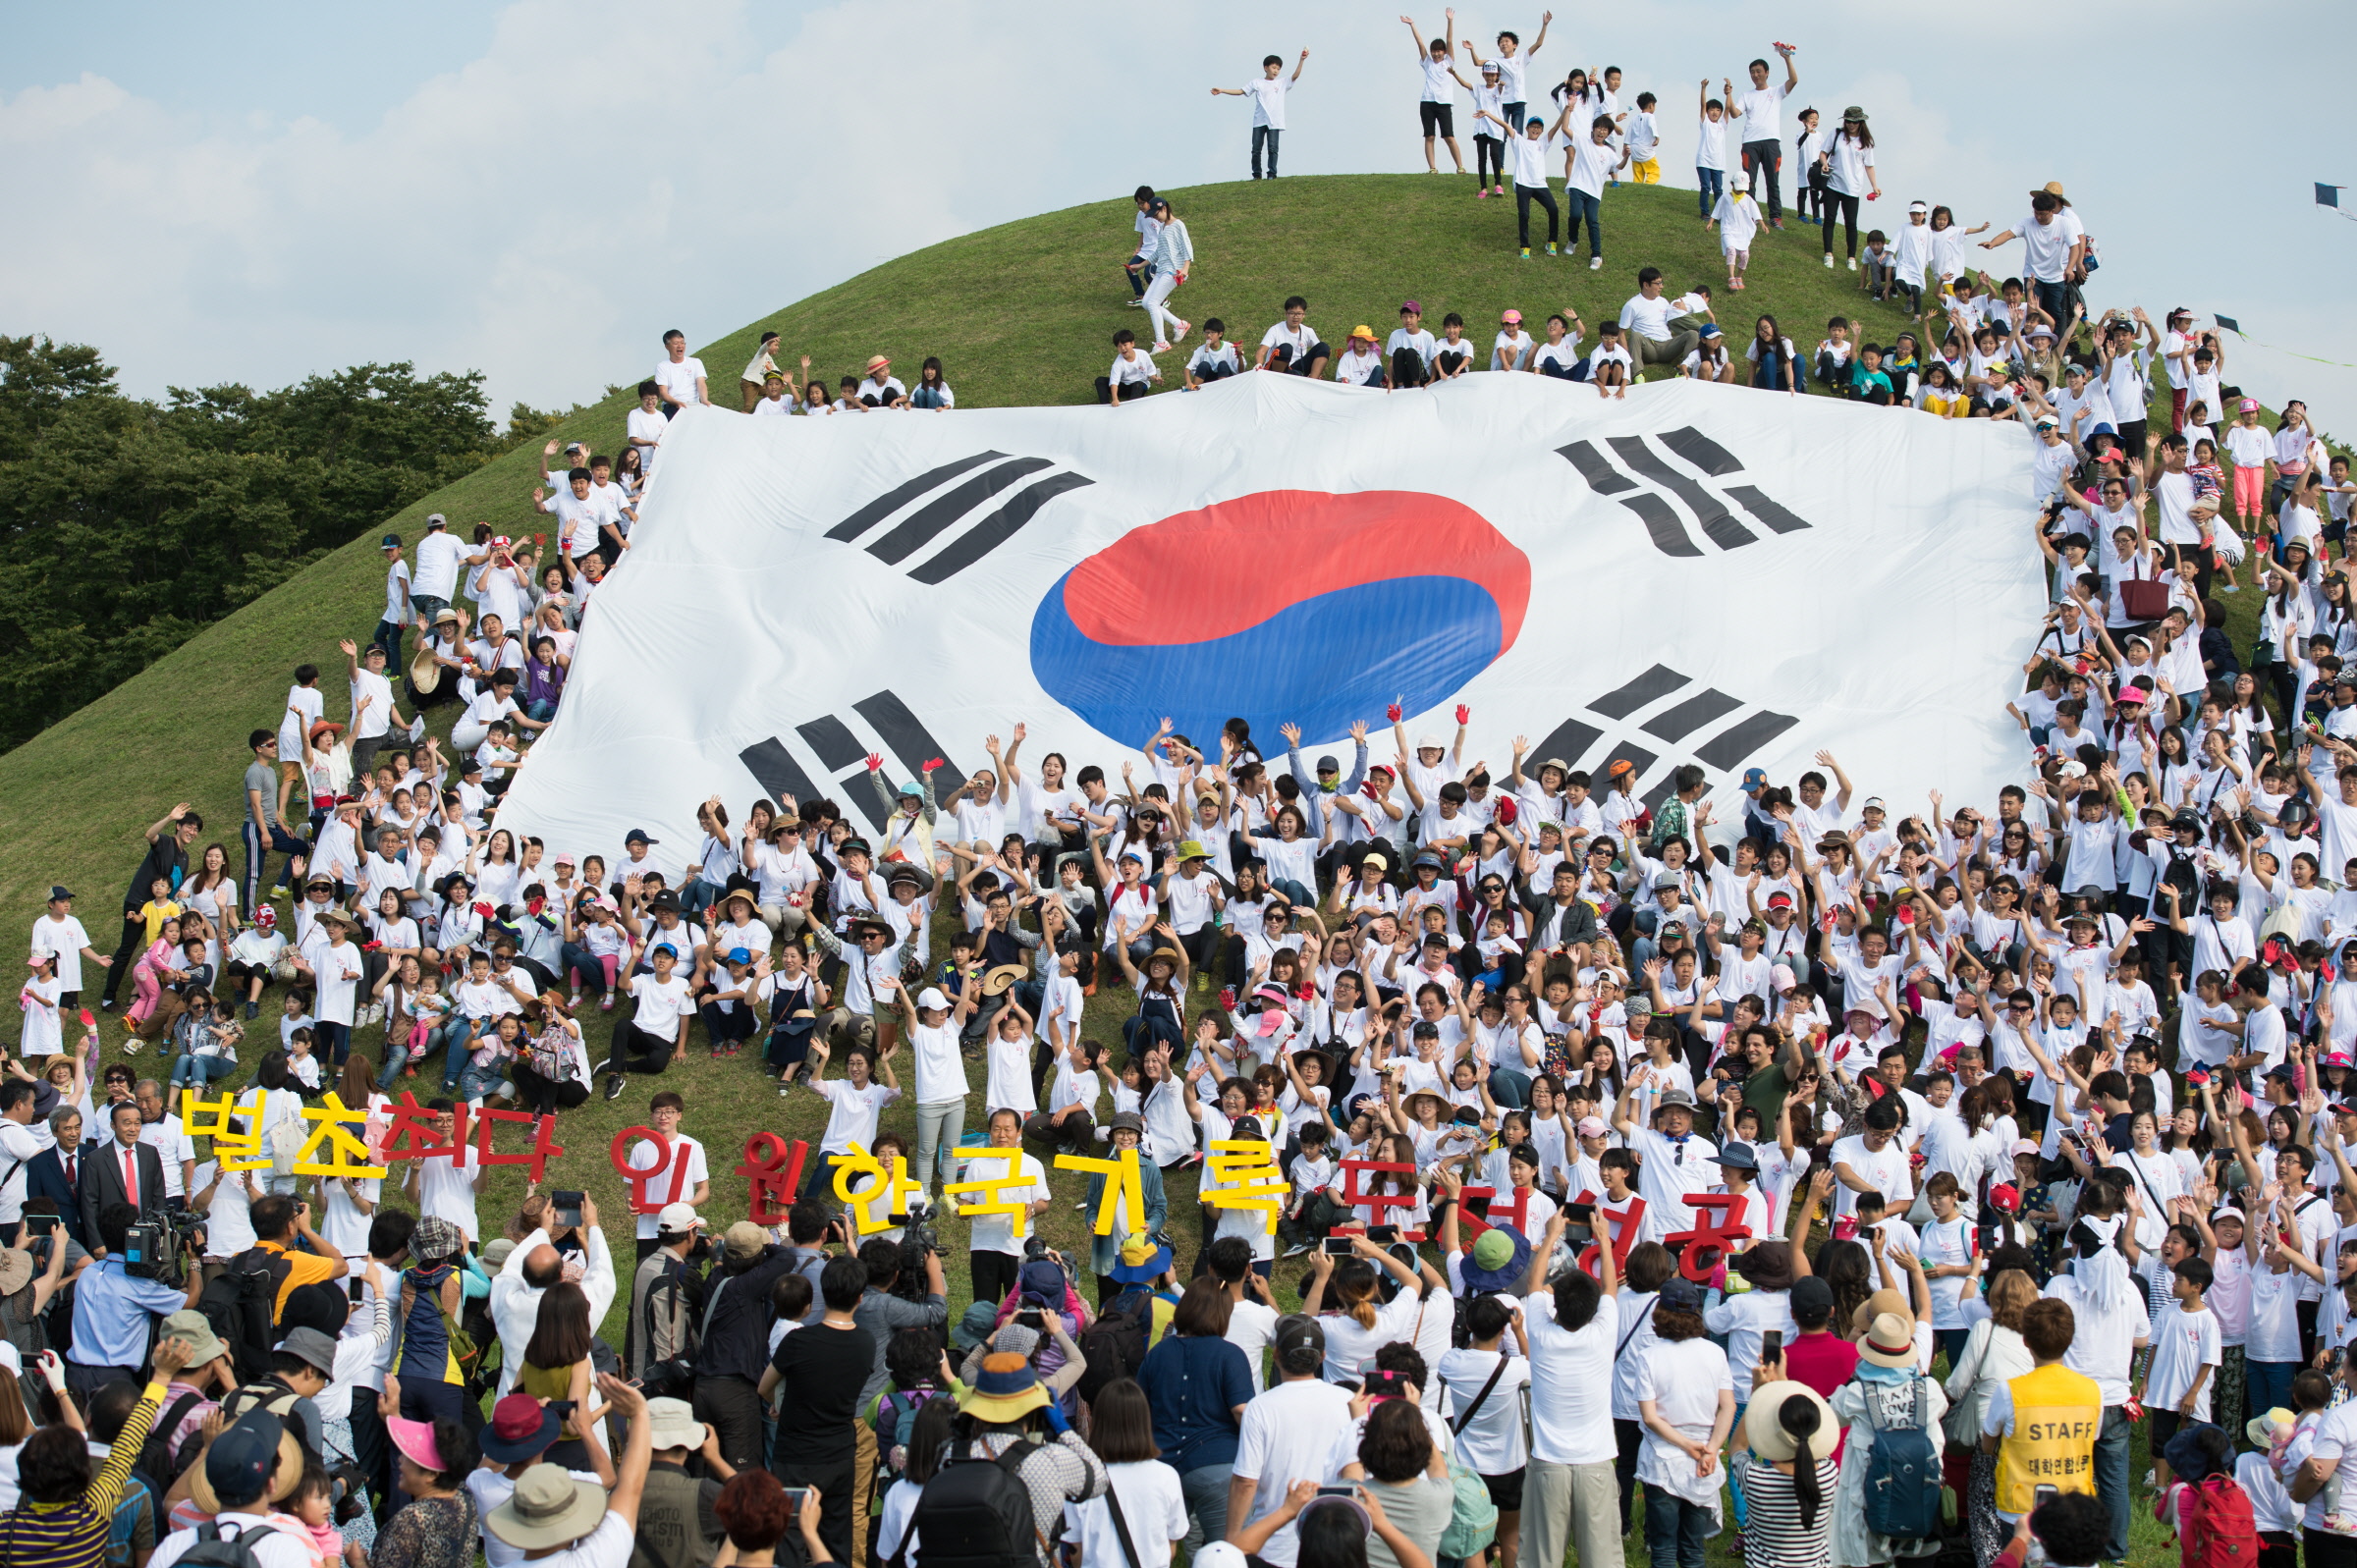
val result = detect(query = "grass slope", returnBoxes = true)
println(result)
[0,172,2201,1564]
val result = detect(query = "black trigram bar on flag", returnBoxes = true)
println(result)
[738,691,967,830]
[1558,424,1814,558]
[825,452,1094,583]
[1527,663,1798,810]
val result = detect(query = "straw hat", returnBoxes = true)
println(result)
[409,642,443,694]
[956,1352,1051,1423]
[1744,1380,1843,1462]
[190,1415,303,1512]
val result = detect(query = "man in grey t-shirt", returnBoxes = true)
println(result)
[242,728,309,910]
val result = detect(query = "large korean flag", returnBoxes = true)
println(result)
[497,373,2038,865]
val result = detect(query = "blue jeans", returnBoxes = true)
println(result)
[1565,189,1603,260]
[1250,124,1281,179]
[679,877,724,919]
[1178,1462,1232,1555]
[371,618,406,673]
[171,1054,237,1089]
[523,698,558,723]
[1489,1066,1532,1108]
[1644,1489,1709,1568]
[1697,165,1724,219]
[2094,1404,2130,1562]
[2249,1359,2298,1435]
[378,1018,465,1088]
[242,819,309,910]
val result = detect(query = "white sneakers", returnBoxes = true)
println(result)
[1590,256,1604,270]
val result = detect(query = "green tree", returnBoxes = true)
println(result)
[0,341,503,751]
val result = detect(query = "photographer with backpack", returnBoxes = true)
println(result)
[913,1351,1106,1568]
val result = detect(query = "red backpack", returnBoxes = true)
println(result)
[2180,1474,2260,1568]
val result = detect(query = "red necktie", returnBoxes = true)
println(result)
[123,1149,137,1208]
[63,1154,75,1188]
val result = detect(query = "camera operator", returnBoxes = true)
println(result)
[490,1191,616,1396]
[851,1234,947,1553]
[694,1213,825,1476]
[65,1200,203,1402]
[78,1102,167,1256]
[240,1195,351,1325]
[628,1201,710,1381]
[0,1217,72,1354]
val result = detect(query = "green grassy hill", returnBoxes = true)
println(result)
[5,171,2206,1562]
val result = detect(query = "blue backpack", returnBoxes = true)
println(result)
[1860,1377,1941,1543]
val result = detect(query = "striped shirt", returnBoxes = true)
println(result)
[1739,1456,1838,1568]
[0,1381,164,1568]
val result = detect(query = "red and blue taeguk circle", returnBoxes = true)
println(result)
[1029,489,1531,747]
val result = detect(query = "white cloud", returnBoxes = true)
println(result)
[5,0,2354,433]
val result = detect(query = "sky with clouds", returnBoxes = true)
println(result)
[6,0,2354,434]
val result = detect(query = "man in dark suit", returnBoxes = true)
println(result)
[25,1107,91,1251]
[79,1101,166,1256]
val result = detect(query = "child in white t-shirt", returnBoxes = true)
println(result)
[1588,323,1632,398]
[1625,91,1660,182]
[1708,172,1761,289]
[1184,320,1242,390]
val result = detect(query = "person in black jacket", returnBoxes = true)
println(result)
[1520,860,1602,957]
[99,803,204,1009]
[25,1108,90,1251]
[692,1212,824,1474]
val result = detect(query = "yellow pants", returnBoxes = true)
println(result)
[852,1416,877,1567]
[1630,158,1661,184]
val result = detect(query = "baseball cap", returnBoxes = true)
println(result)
[1575,1115,1609,1137]
[723,1220,770,1261]
[381,533,403,549]
[203,1413,287,1509]
[657,1202,703,1236]
[1501,309,1523,324]
[917,987,950,1010]
[1907,200,1928,213]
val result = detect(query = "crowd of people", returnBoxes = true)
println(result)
[9,17,2357,1568]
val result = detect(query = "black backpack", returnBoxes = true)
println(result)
[903,1438,1047,1568]
[1073,1290,1151,1403]
[132,1389,210,1514]
[170,1520,280,1568]
[199,1255,283,1384]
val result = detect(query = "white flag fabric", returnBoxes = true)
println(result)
[498,373,2039,872]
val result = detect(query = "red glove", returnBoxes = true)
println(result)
[921,756,945,772]
[866,752,884,771]
[474,901,496,920]
[1386,702,1403,723]
[1219,986,1237,1010]
[1454,704,1470,724]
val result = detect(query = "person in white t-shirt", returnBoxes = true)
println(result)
[626,380,670,477]
[1102,330,1163,406]
[372,532,412,672]
[1256,297,1331,378]
[1184,320,1244,389]
[1726,44,1798,228]
[1400,15,1466,174]
[1212,51,1307,181]
[1385,300,1440,390]
[652,329,708,413]
[1562,113,1627,270]
[1504,108,1567,258]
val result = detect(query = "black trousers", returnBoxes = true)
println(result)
[1821,191,1862,258]
[611,1019,677,1076]
[348,1384,395,1526]
[970,1250,1018,1311]
[1514,183,1560,246]
[102,914,143,1003]
[695,1375,770,1475]
[775,1455,856,1566]
[1390,347,1430,389]
[514,1062,590,1115]
[1740,138,1783,222]
[1474,134,1504,187]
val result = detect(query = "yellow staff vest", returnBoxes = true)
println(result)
[1996,1362,2102,1515]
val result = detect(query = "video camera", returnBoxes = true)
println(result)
[123,1209,205,1289]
